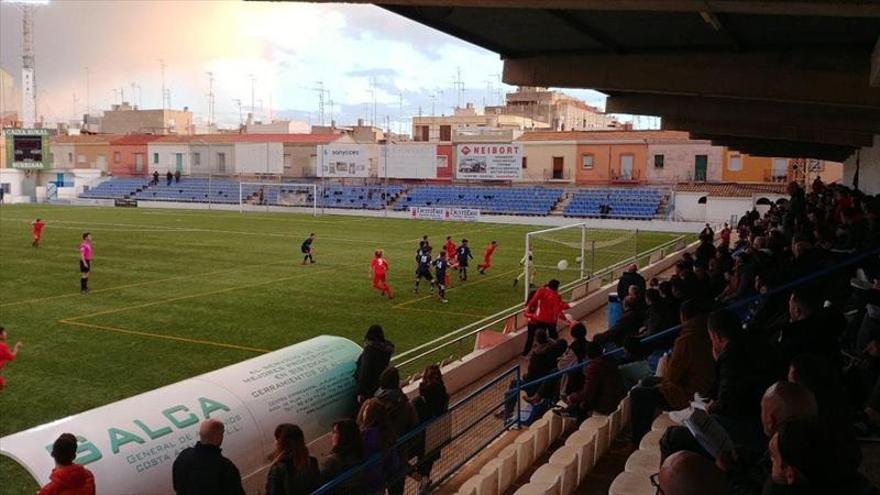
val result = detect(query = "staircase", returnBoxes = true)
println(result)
[550,191,573,216]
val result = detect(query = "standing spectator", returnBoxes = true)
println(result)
[564,340,625,420]
[700,223,715,242]
[359,400,398,495]
[695,236,717,267]
[616,264,646,302]
[38,433,95,495]
[166,170,173,186]
[79,232,93,294]
[174,169,181,183]
[523,279,571,347]
[152,170,160,185]
[265,423,320,495]
[320,419,365,494]
[0,325,23,391]
[719,222,732,248]
[354,325,394,404]
[172,419,245,495]
[630,300,715,443]
[358,367,416,495]
[411,365,449,491]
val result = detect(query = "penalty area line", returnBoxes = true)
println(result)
[58,319,270,354]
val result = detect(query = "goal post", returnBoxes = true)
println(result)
[238,182,318,216]
[523,223,587,301]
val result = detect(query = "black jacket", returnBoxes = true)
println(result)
[321,448,366,494]
[265,457,320,495]
[172,442,245,495]
[709,339,776,419]
[355,338,395,399]
[777,309,844,372]
[593,309,644,347]
[616,271,646,299]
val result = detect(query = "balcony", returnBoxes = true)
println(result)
[763,170,790,183]
[611,170,642,184]
[543,169,572,181]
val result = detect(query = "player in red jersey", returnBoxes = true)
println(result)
[31,218,46,247]
[0,326,23,391]
[478,240,498,275]
[370,249,393,299]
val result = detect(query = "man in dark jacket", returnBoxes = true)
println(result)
[355,325,395,404]
[616,264,645,302]
[565,341,625,420]
[777,290,844,372]
[172,419,245,495]
[593,295,644,348]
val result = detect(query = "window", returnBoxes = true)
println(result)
[114,152,121,163]
[619,154,634,179]
[67,152,73,163]
[772,158,788,177]
[654,154,664,169]
[522,156,528,169]
[581,154,593,170]
[728,154,742,171]
[153,153,159,164]
[439,125,452,141]
[192,153,201,167]
[415,125,429,142]
[694,155,708,181]
[217,152,226,172]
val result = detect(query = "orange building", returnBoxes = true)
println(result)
[109,135,163,177]
[50,135,118,171]
[721,150,843,184]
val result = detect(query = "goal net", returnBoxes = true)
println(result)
[238,182,318,215]
[523,224,639,300]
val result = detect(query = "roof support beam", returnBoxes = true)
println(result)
[690,133,857,161]
[661,117,876,147]
[503,50,880,109]
[872,36,880,87]
[605,93,880,134]
[543,9,623,54]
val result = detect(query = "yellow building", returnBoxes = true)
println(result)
[721,150,843,184]
[412,103,547,142]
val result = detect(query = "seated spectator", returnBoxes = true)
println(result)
[411,365,449,491]
[630,300,715,443]
[643,288,677,336]
[616,263,645,302]
[355,325,395,404]
[38,433,95,495]
[743,271,788,337]
[172,419,245,495]
[655,451,726,495]
[265,423,320,495]
[320,419,365,494]
[706,258,727,298]
[562,323,589,396]
[777,289,844,371]
[593,295,644,348]
[564,340,625,421]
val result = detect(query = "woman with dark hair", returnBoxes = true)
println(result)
[265,423,320,495]
[411,365,450,491]
[355,324,395,404]
[562,323,588,396]
[321,419,366,494]
[360,400,399,495]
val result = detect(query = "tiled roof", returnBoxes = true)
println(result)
[517,130,697,142]
[674,182,788,198]
[110,135,165,145]
[53,134,121,144]
[150,133,347,145]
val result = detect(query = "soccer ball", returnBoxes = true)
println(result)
[575,256,583,263]
[557,259,569,271]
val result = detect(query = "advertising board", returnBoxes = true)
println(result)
[455,143,522,180]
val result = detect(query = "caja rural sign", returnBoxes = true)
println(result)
[0,336,360,494]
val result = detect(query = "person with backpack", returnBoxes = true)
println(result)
[265,424,320,495]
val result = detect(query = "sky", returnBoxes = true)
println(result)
[0,0,624,132]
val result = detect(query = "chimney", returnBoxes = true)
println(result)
[357,118,364,127]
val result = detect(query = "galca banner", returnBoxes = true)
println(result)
[455,143,522,180]
[0,335,360,494]
[409,207,481,222]
[318,144,370,177]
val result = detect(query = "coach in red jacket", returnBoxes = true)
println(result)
[522,279,571,355]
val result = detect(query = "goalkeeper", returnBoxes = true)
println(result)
[513,249,536,288]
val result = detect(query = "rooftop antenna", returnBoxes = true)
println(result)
[397,92,403,135]
[249,74,256,114]
[159,59,166,110]
[429,93,436,116]
[71,92,78,121]
[232,98,243,127]
[84,66,90,115]
[370,77,377,127]
[12,0,48,126]
[453,67,464,109]
[313,81,325,126]
[205,71,215,127]
[328,98,334,125]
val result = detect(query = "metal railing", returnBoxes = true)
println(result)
[312,366,521,495]
[391,234,689,378]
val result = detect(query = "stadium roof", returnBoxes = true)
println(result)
[296,0,880,161]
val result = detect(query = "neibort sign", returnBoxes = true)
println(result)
[0,336,360,494]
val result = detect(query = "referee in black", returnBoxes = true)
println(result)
[301,233,316,265]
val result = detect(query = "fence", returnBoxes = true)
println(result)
[391,234,688,379]
[312,366,521,495]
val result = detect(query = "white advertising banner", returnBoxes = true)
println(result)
[409,207,481,222]
[379,143,438,179]
[455,143,523,180]
[318,144,369,178]
[0,336,360,494]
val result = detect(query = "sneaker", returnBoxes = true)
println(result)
[440,298,448,303]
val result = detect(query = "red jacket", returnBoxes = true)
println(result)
[526,287,570,324]
[38,464,95,495]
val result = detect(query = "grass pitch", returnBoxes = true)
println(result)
[0,204,680,492]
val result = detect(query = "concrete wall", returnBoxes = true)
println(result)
[188,143,235,175]
[110,144,149,177]
[647,142,722,184]
[234,142,284,174]
[843,136,880,195]
[521,142,577,182]
[575,142,648,184]
[51,143,77,169]
[147,143,191,174]
[0,168,34,202]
